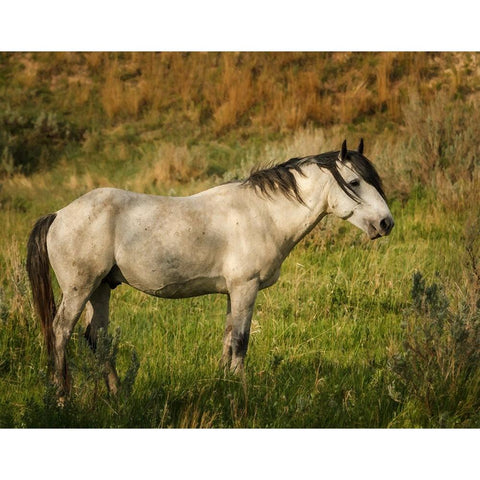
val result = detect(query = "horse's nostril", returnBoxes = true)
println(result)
[380,217,393,233]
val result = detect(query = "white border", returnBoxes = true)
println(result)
[2,429,479,479]
[1,1,479,51]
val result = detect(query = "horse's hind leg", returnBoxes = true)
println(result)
[84,282,120,395]
[84,285,120,394]
[52,289,91,399]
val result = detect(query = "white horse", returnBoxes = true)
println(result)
[27,139,394,398]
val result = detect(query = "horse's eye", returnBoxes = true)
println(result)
[349,179,360,188]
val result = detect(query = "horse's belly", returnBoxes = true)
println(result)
[115,238,226,298]
[137,275,227,299]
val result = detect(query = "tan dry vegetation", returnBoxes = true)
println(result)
[13,52,476,136]
[376,52,402,120]
[16,54,40,88]
[130,143,208,193]
[199,53,254,133]
[2,239,31,323]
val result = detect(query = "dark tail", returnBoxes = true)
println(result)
[26,213,57,358]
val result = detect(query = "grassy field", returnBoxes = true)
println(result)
[1,52,480,428]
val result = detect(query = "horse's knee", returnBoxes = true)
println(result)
[230,330,250,373]
[232,330,250,356]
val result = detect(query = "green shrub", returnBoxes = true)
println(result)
[403,92,480,187]
[0,110,85,176]
[389,271,480,427]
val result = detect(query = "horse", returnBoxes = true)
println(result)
[27,139,394,399]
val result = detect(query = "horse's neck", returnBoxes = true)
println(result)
[264,166,331,251]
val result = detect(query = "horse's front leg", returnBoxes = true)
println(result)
[221,295,233,368]
[224,279,259,374]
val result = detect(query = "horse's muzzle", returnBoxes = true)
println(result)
[369,216,394,239]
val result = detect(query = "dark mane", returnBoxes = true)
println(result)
[242,148,385,204]
[242,156,310,205]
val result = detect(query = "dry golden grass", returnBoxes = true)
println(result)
[3,240,29,320]
[16,54,39,88]
[84,52,104,71]
[130,143,207,192]
[213,55,255,132]
[377,53,394,105]
[12,51,477,136]
[100,59,124,120]
[176,402,219,428]
[3,52,480,208]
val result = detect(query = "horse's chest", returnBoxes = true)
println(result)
[259,267,281,290]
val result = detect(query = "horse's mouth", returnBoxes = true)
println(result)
[368,219,394,240]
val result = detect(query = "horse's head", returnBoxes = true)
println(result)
[326,139,394,240]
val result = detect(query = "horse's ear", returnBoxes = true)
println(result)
[358,138,364,155]
[340,139,347,161]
